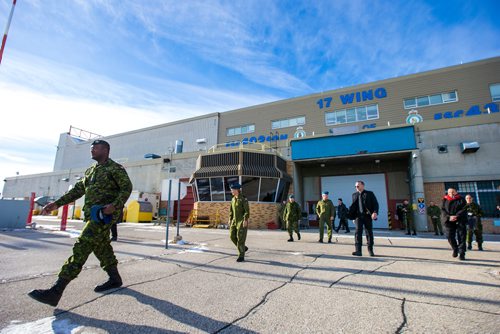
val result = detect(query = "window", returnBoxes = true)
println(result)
[444,181,500,217]
[226,124,255,137]
[196,178,211,201]
[259,178,278,202]
[325,104,379,126]
[490,83,500,102]
[404,91,458,109]
[210,177,225,201]
[272,116,305,129]
[241,176,259,201]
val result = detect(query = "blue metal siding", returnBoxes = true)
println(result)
[291,127,416,160]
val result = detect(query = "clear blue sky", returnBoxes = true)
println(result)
[1,0,499,194]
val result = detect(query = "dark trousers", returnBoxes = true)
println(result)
[111,223,118,238]
[336,218,350,232]
[354,215,374,252]
[445,221,466,255]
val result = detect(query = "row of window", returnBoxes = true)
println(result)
[226,84,499,136]
[444,180,500,217]
[193,176,290,203]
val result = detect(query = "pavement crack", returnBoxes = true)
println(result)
[329,270,364,288]
[388,238,393,245]
[290,254,323,283]
[368,260,397,273]
[395,298,408,334]
[213,281,287,334]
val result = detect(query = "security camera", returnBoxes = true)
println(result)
[412,153,418,159]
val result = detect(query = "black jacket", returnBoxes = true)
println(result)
[348,190,379,220]
[441,194,467,224]
[337,203,348,220]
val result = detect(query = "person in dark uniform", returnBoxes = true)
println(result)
[427,201,443,235]
[441,188,467,260]
[348,180,379,257]
[397,199,416,235]
[28,140,133,307]
[464,194,484,251]
[335,198,350,233]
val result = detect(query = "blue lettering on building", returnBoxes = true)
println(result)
[434,103,498,120]
[362,123,376,129]
[318,87,387,109]
[226,133,289,147]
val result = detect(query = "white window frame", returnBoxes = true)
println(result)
[325,104,379,126]
[226,124,255,137]
[490,83,500,102]
[403,90,458,109]
[271,116,305,130]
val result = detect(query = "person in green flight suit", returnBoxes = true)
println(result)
[228,183,250,262]
[427,201,444,235]
[283,194,301,242]
[316,191,335,243]
[465,194,484,251]
[28,140,133,307]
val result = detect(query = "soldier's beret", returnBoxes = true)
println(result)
[91,139,110,149]
[230,183,241,190]
[322,191,329,195]
[289,194,295,199]
[90,205,113,224]
[338,198,343,201]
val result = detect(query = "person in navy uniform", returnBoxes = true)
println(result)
[348,180,379,257]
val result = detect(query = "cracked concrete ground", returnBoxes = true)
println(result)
[0,217,499,333]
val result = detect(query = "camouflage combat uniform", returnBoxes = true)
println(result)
[316,199,335,242]
[465,202,484,250]
[427,204,443,235]
[398,203,416,235]
[283,200,301,240]
[229,194,250,259]
[55,159,132,280]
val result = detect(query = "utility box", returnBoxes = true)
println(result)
[127,200,153,223]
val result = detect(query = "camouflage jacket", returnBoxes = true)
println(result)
[229,194,250,224]
[427,205,441,219]
[283,201,302,222]
[55,159,132,221]
[465,202,483,217]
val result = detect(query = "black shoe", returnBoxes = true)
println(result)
[28,278,69,307]
[405,232,411,235]
[368,249,375,257]
[452,249,458,258]
[459,254,465,261]
[328,239,332,244]
[352,251,362,256]
[345,230,350,233]
[478,244,483,251]
[95,267,123,292]
[319,239,323,243]
[287,238,294,242]
[467,244,472,250]
[334,229,339,233]
[236,257,244,262]
[440,233,444,236]
[110,236,117,242]
[412,232,417,236]
[434,233,438,236]
[245,246,249,252]
[297,233,301,240]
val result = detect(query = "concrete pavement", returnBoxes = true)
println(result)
[0,217,499,333]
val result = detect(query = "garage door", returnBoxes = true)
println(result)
[321,174,388,229]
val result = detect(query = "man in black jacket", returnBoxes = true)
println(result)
[335,198,350,233]
[441,188,468,260]
[348,180,379,256]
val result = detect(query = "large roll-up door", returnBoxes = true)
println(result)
[321,173,388,229]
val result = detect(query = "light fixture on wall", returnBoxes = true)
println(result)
[320,163,325,168]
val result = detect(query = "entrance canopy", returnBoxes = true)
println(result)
[291,126,416,161]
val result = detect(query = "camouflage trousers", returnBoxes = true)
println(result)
[287,220,299,237]
[230,221,248,258]
[59,220,118,281]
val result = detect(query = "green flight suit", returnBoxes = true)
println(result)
[316,199,335,241]
[427,205,443,235]
[465,202,483,249]
[283,201,301,238]
[54,159,132,280]
[229,194,250,258]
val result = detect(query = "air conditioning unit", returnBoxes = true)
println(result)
[196,138,207,144]
[461,142,480,153]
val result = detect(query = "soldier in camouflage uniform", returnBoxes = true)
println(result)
[283,194,301,242]
[228,183,250,262]
[427,201,443,235]
[28,140,132,307]
[316,191,335,243]
[398,199,416,235]
[465,194,484,251]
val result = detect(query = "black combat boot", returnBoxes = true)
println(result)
[319,239,323,243]
[467,243,472,250]
[368,247,375,257]
[352,251,362,256]
[94,266,123,292]
[478,244,483,251]
[28,277,70,307]
[328,237,332,244]
[297,232,301,240]
[288,236,294,242]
